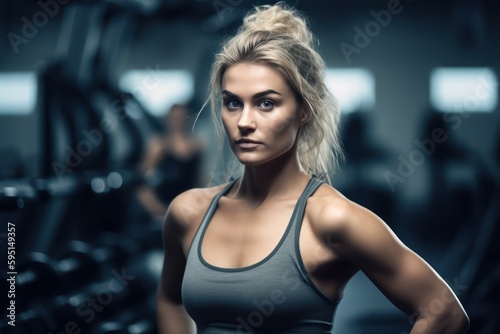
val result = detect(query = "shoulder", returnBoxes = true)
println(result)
[305,183,402,258]
[163,183,228,232]
[147,134,165,152]
[144,135,166,160]
[305,183,360,237]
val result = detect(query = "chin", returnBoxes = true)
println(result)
[231,143,295,166]
[234,151,287,167]
[235,156,265,166]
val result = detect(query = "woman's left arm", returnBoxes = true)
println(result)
[318,200,470,334]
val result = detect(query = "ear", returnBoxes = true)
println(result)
[299,105,311,126]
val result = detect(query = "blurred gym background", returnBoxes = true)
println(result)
[0,0,499,333]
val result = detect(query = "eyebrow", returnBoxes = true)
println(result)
[221,89,283,99]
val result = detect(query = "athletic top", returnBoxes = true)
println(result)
[182,176,340,333]
[154,151,201,205]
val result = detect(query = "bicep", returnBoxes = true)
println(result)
[158,202,188,304]
[336,205,457,316]
[366,247,452,316]
[141,136,163,172]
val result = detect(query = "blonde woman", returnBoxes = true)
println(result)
[156,3,469,333]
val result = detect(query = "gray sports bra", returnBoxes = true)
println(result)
[182,176,340,333]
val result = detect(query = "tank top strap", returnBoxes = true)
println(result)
[303,175,325,198]
[289,175,325,235]
[203,178,238,224]
[216,178,239,201]
[189,178,239,250]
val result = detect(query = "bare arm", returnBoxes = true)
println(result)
[136,136,169,218]
[141,136,164,173]
[318,200,470,334]
[156,196,195,334]
[156,296,194,334]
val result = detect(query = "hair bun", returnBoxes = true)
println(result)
[241,3,314,46]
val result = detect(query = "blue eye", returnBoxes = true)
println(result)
[224,100,241,110]
[259,100,274,110]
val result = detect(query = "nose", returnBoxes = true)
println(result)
[237,107,256,133]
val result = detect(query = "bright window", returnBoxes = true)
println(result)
[325,68,375,114]
[119,69,194,116]
[430,67,497,113]
[0,72,37,115]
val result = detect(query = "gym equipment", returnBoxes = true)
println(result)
[16,232,139,308]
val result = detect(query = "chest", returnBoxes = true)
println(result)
[181,195,341,331]
[197,197,345,274]
[200,198,297,269]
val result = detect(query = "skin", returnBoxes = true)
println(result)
[156,63,470,333]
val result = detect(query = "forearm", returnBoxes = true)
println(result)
[157,297,195,334]
[410,309,469,334]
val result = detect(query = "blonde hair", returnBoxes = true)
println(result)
[204,2,343,184]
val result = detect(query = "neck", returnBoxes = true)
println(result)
[231,145,311,203]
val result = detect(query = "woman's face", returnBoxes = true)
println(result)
[221,63,303,166]
[166,105,187,130]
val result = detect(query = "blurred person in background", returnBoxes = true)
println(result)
[137,103,205,219]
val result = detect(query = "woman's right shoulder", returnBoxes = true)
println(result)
[163,183,229,231]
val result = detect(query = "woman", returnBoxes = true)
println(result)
[156,3,469,333]
[137,103,204,219]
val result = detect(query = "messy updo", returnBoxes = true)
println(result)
[206,2,343,183]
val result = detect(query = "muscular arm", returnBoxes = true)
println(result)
[317,199,469,334]
[156,196,195,334]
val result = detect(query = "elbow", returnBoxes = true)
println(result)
[414,305,470,334]
[448,301,470,333]
[457,309,470,333]
[437,306,470,334]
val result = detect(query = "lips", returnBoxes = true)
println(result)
[235,138,261,144]
[235,138,261,148]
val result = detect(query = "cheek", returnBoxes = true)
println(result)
[265,112,300,139]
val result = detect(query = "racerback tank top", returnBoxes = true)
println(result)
[182,175,340,333]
